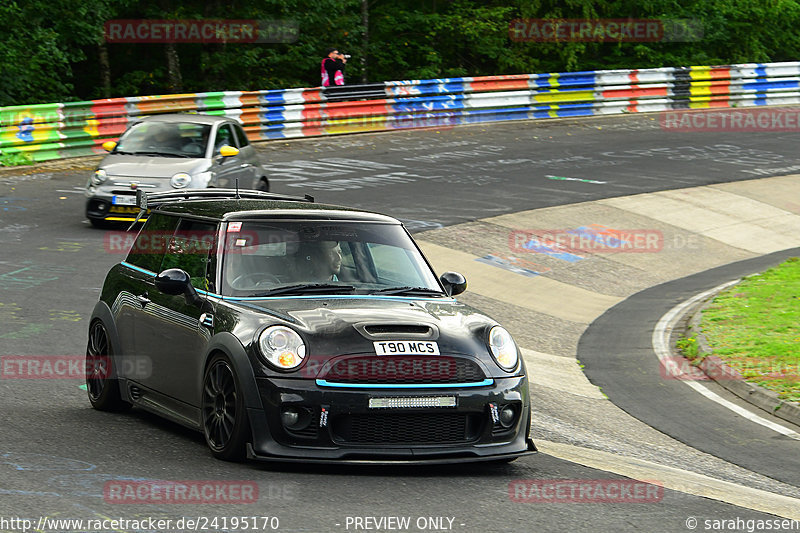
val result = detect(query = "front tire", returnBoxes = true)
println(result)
[201,354,250,461]
[89,218,113,229]
[86,321,131,412]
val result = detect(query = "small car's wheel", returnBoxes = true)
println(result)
[202,354,250,461]
[257,178,269,192]
[85,321,131,412]
[89,218,113,229]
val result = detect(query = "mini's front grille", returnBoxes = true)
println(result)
[320,356,485,384]
[331,413,483,445]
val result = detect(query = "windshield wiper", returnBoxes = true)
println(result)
[370,286,445,296]
[250,283,356,297]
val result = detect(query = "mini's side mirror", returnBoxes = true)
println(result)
[155,268,203,306]
[440,271,467,296]
[102,140,117,152]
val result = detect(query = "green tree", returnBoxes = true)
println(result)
[0,0,114,106]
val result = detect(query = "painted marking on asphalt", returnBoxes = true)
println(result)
[475,254,551,277]
[652,280,800,440]
[545,175,607,184]
[538,439,800,520]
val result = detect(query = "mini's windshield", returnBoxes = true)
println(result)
[221,221,443,297]
[115,121,211,158]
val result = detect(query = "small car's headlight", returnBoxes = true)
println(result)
[488,326,518,371]
[170,172,192,188]
[194,171,213,188]
[258,326,306,370]
[91,169,107,185]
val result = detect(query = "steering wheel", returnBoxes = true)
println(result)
[229,273,281,290]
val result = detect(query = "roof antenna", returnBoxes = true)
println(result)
[235,178,241,199]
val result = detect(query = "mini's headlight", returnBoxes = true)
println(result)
[170,172,192,188]
[488,326,518,371]
[91,169,107,185]
[258,326,306,370]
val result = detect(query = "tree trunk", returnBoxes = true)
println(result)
[98,43,111,99]
[165,42,183,92]
[361,0,369,83]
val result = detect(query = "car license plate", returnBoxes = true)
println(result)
[373,340,439,355]
[112,195,137,206]
[368,396,456,409]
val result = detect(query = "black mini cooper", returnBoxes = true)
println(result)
[86,189,535,463]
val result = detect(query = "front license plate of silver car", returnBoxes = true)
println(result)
[112,195,137,206]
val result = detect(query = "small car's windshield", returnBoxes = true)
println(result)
[221,221,443,297]
[115,121,211,158]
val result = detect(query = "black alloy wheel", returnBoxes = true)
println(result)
[85,321,130,411]
[201,355,250,461]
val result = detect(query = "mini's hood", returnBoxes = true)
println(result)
[99,154,210,179]
[228,296,503,368]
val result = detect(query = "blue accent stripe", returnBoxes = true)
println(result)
[315,379,493,389]
[222,294,449,302]
[121,261,155,277]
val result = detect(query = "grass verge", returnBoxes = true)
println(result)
[700,257,800,403]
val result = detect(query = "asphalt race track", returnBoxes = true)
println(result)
[579,249,800,487]
[1,112,799,532]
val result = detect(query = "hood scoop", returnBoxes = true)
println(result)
[358,323,437,340]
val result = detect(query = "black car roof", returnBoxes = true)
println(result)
[155,198,400,224]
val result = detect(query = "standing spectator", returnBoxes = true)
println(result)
[321,48,347,86]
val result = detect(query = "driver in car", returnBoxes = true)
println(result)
[297,241,342,281]
[147,123,182,152]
